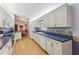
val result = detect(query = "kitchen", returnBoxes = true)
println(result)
[29,4,72,55]
[0,3,78,55]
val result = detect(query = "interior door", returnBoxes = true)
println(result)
[15,24,18,31]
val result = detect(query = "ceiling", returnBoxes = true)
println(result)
[1,3,64,22]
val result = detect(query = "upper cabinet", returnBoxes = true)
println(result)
[45,11,56,27]
[55,4,72,27]
[36,4,72,27]
[0,7,14,28]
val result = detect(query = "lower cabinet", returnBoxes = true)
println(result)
[33,33,39,44]
[46,38,55,54]
[31,33,72,55]
[32,33,47,51]
[29,31,34,39]
[46,38,72,55]
[0,39,12,55]
[53,40,62,55]
[35,34,40,44]
[40,35,47,51]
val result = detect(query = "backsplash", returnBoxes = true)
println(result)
[47,27,72,35]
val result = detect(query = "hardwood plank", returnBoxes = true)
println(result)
[13,36,48,55]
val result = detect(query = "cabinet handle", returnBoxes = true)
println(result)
[55,41,60,44]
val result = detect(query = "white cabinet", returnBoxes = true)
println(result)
[0,39,12,55]
[32,33,37,42]
[39,4,72,27]
[53,40,62,55]
[31,31,72,55]
[56,4,72,27]
[39,35,47,51]
[62,40,72,55]
[56,5,66,27]
[46,38,54,54]
[35,34,40,44]
[31,32,47,51]
[32,33,40,45]
[29,22,36,39]
[38,16,47,31]
[53,40,72,55]
[46,38,72,55]
[29,31,33,39]
[31,4,72,28]
[43,14,49,27]
[44,11,56,27]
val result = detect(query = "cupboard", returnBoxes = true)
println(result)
[37,3,72,27]
[0,39,12,55]
[46,37,72,55]
[56,4,72,27]
[31,32,72,55]
[39,35,47,51]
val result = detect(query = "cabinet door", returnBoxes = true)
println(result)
[40,35,46,51]
[43,14,49,27]
[33,33,38,43]
[46,38,54,54]
[53,40,62,55]
[47,11,56,27]
[62,40,72,55]
[36,34,40,44]
[56,5,66,27]
[29,31,33,39]
[33,33,40,45]
[39,16,47,31]
[44,12,56,27]
[0,39,12,55]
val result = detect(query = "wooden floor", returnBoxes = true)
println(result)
[13,36,48,55]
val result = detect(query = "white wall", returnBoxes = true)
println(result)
[71,3,79,35]
[29,3,64,22]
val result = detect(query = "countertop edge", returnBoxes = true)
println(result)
[33,31,72,42]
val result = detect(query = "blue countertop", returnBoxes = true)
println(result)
[0,35,14,49]
[0,29,15,49]
[33,31,73,42]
